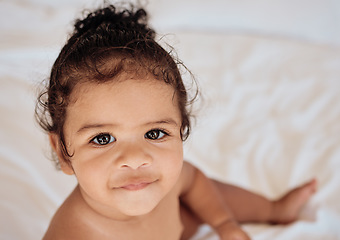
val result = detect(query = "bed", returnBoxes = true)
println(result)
[1,0,339,239]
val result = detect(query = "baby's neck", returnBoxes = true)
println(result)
[44,184,183,240]
[63,185,183,240]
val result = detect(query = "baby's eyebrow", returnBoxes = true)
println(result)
[76,123,116,134]
[76,118,178,134]
[143,118,178,127]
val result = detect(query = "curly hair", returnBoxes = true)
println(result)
[35,4,197,165]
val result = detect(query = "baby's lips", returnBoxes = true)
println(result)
[114,178,158,191]
[120,182,152,191]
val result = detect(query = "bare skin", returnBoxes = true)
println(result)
[43,161,316,240]
[181,178,317,239]
[43,184,184,240]
[43,79,317,240]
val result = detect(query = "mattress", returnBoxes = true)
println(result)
[1,0,339,239]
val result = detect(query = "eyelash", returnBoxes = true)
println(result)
[90,133,115,146]
[89,129,170,146]
[145,128,170,140]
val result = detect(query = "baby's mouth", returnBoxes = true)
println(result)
[115,179,158,191]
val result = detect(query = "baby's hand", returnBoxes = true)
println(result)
[215,220,251,240]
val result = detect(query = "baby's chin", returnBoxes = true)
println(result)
[116,195,162,218]
[120,203,158,217]
[113,186,166,217]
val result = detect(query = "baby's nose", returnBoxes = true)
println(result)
[116,143,153,170]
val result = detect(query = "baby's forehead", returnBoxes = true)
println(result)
[64,77,182,129]
[68,75,177,104]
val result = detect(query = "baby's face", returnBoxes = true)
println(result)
[61,76,183,219]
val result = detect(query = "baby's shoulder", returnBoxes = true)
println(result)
[42,195,79,239]
[42,188,96,240]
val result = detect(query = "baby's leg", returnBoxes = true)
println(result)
[212,179,317,224]
[179,179,316,239]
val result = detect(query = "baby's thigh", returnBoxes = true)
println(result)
[180,203,202,240]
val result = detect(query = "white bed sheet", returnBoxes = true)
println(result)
[1,1,339,239]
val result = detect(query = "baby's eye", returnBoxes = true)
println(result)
[145,129,167,140]
[91,133,115,146]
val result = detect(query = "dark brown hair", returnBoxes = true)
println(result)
[35,4,197,164]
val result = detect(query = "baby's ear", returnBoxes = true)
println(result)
[49,133,74,175]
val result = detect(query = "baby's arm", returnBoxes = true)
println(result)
[180,162,250,240]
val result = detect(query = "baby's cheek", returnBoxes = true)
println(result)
[167,151,183,182]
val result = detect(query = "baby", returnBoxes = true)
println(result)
[36,4,316,240]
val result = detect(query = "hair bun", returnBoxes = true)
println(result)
[73,5,155,41]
